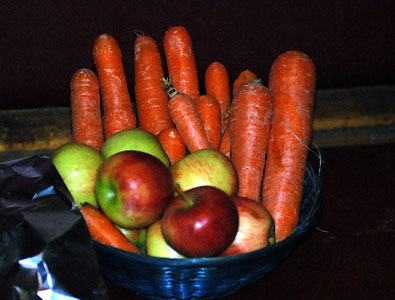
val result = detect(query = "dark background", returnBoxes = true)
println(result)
[1,2,394,299]
[1,0,394,110]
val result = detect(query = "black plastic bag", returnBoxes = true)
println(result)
[0,155,108,300]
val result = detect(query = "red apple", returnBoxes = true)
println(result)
[161,186,239,258]
[220,196,275,256]
[95,150,174,229]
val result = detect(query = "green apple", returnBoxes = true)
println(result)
[100,129,171,167]
[51,142,104,208]
[171,148,238,196]
[117,226,147,254]
[146,219,185,259]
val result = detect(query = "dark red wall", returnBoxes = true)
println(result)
[1,0,394,110]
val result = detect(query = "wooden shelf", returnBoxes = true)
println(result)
[311,85,395,147]
[1,85,394,162]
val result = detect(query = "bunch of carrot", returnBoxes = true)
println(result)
[70,26,232,162]
[70,25,316,247]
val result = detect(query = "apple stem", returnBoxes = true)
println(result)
[174,184,194,207]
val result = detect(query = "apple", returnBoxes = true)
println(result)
[220,196,275,256]
[117,226,147,254]
[100,128,171,167]
[161,186,239,258]
[95,150,174,229]
[146,220,185,259]
[171,148,238,197]
[51,142,104,208]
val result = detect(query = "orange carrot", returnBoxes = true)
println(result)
[232,69,258,95]
[165,83,210,153]
[204,62,230,131]
[80,203,141,254]
[163,26,200,100]
[157,127,187,164]
[218,126,230,159]
[134,32,173,135]
[262,50,316,242]
[195,95,221,150]
[70,68,104,151]
[93,33,136,139]
[229,81,272,202]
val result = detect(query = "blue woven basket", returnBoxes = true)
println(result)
[94,152,323,300]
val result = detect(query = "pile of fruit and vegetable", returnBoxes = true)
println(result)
[51,25,316,258]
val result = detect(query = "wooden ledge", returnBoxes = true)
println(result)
[1,85,394,161]
[311,85,394,147]
[312,85,394,130]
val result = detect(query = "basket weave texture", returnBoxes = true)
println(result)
[95,155,323,300]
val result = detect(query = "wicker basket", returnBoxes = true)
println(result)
[94,152,323,300]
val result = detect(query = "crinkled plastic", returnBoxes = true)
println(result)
[0,155,108,300]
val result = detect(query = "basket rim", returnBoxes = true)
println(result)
[94,187,322,268]
[94,217,316,268]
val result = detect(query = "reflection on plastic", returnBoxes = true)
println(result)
[18,253,54,299]
[19,253,81,300]
[0,155,108,300]
[32,186,56,200]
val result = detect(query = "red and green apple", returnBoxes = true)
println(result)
[95,150,174,229]
[220,196,275,256]
[171,148,238,196]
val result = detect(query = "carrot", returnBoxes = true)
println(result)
[232,69,258,95]
[70,68,104,151]
[134,32,173,135]
[157,127,187,164]
[80,203,141,254]
[163,26,200,100]
[229,81,272,202]
[262,50,316,242]
[164,81,210,153]
[218,126,230,159]
[93,33,136,139]
[195,95,221,150]
[204,62,230,131]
